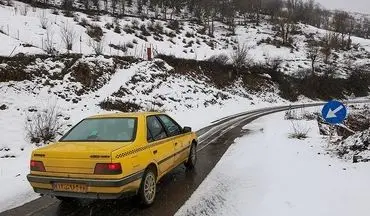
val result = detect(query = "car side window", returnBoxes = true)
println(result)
[158,115,182,137]
[147,116,167,142]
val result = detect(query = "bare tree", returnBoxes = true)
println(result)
[92,0,99,10]
[39,11,48,29]
[321,9,331,30]
[89,38,104,55]
[83,0,90,10]
[262,0,283,21]
[60,23,76,52]
[120,0,126,16]
[363,18,370,39]
[346,15,355,50]
[111,0,118,15]
[307,44,320,74]
[266,56,283,70]
[278,15,294,45]
[249,0,262,25]
[20,5,28,16]
[331,11,349,48]
[62,0,73,11]
[320,31,335,63]
[44,28,56,55]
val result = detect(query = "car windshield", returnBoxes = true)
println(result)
[60,118,137,142]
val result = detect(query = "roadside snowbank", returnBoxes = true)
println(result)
[176,110,370,216]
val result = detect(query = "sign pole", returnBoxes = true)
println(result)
[321,100,347,148]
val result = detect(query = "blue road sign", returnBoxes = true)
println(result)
[321,100,347,125]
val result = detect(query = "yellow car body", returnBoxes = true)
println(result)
[27,112,197,203]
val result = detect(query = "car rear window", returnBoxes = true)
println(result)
[60,118,137,142]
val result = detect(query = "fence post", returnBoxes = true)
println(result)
[147,44,152,61]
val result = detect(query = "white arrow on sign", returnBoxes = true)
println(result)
[326,105,344,119]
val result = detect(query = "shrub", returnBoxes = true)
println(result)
[208,54,229,65]
[123,24,134,34]
[131,19,140,29]
[87,24,103,41]
[39,12,48,29]
[44,28,57,55]
[153,22,163,34]
[79,18,89,27]
[126,42,134,48]
[285,109,299,120]
[185,31,194,38]
[114,25,121,33]
[289,121,310,140]
[73,14,79,23]
[231,44,251,68]
[52,8,59,15]
[99,99,142,112]
[167,31,176,38]
[109,43,128,53]
[105,22,114,30]
[60,24,76,52]
[144,105,166,113]
[25,105,64,146]
[168,20,180,30]
[89,39,104,55]
[63,11,74,18]
[140,24,151,36]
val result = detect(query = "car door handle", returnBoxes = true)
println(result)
[153,150,158,154]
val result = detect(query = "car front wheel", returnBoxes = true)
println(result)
[185,143,197,170]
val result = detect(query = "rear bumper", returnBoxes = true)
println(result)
[27,171,143,187]
[27,171,143,199]
[34,188,136,199]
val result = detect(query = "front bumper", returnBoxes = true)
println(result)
[27,171,143,199]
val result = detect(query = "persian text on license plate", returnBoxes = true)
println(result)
[53,183,87,193]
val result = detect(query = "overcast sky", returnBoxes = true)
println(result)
[315,0,370,14]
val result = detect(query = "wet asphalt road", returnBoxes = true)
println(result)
[0,104,327,216]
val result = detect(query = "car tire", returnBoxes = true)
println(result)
[138,168,157,206]
[185,143,197,170]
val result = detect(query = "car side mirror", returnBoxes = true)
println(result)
[183,126,192,133]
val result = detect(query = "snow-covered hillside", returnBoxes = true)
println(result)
[1,2,370,77]
[0,0,370,213]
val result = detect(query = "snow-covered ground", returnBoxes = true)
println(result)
[0,2,369,77]
[176,109,370,216]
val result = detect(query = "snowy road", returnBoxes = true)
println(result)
[1,101,367,216]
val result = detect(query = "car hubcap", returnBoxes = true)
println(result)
[144,173,155,203]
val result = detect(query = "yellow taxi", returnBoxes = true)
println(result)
[27,112,197,205]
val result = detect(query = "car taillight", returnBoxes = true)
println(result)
[94,163,122,175]
[30,160,46,172]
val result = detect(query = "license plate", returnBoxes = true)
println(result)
[53,183,87,193]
